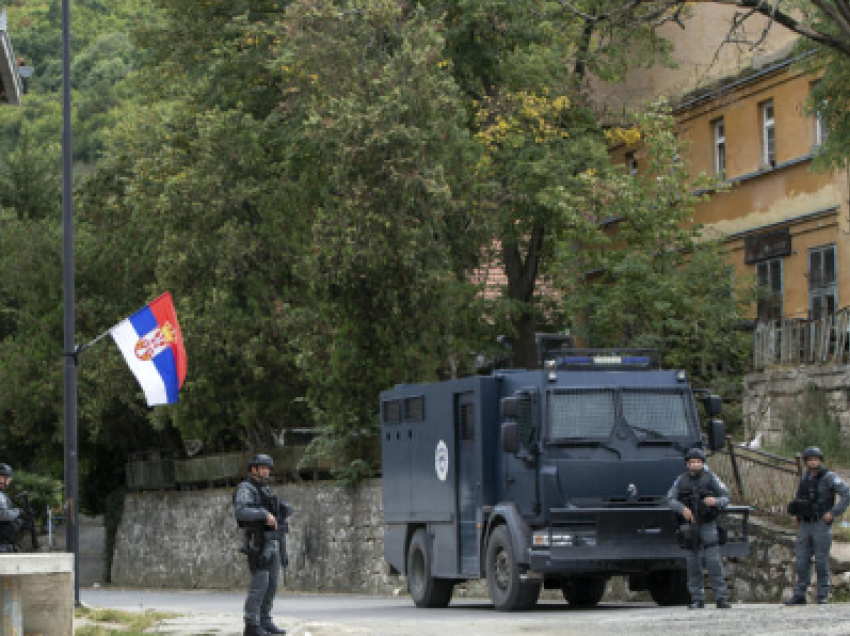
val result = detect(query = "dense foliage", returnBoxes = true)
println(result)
[0,0,760,501]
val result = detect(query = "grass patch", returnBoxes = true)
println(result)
[75,606,179,634]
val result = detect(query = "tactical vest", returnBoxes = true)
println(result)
[794,470,830,519]
[0,493,18,545]
[677,470,720,522]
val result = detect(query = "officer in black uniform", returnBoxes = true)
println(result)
[784,446,850,605]
[234,454,291,636]
[0,463,21,553]
[667,448,731,609]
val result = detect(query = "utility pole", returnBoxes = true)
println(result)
[61,0,80,607]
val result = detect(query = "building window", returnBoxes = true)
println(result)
[713,118,726,178]
[756,258,783,323]
[809,244,837,320]
[626,151,638,176]
[761,100,776,168]
[815,107,828,148]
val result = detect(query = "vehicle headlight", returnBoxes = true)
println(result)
[532,529,575,548]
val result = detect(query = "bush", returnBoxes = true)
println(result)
[779,384,850,465]
[6,470,63,526]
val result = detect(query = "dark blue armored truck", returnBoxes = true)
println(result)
[380,351,749,611]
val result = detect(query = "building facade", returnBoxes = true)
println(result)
[604,9,848,327]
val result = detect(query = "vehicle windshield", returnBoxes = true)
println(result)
[548,390,616,440]
[621,390,693,440]
[547,389,694,441]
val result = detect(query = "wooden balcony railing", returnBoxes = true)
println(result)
[753,307,850,370]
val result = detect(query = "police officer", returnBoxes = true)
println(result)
[667,448,731,609]
[0,463,21,553]
[784,446,850,605]
[235,454,289,636]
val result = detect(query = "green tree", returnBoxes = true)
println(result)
[271,0,493,479]
[557,105,754,386]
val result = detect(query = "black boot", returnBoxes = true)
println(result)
[716,599,731,609]
[261,622,286,635]
[783,596,806,606]
[688,601,704,609]
[244,624,270,636]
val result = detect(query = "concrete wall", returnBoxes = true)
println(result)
[112,478,850,603]
[0,554,74,636]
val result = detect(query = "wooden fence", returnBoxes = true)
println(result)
[711,436,801,517]
[754,308,850,370]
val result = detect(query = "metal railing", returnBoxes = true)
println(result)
[753,308,850,370]
[711,435,801,517]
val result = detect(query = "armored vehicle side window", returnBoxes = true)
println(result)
[404,396,425,422]
[548,390,615,439]
[621,390,692,438]
[383,400,402,425]
[516,390,538,443]
[460,403,474,442]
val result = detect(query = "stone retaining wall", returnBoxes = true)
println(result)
[112,479,396,593]
[744,366,850,445]
[112,480,850,603]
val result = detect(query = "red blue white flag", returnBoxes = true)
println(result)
[110,292,188,406]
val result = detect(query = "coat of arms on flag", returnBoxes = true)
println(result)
[110,292,188,406]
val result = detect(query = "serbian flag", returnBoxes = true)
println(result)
[110,292,188,406]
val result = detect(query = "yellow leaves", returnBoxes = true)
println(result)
[605,126,642,147]
[438,59,449,68]
[475,91,572,152]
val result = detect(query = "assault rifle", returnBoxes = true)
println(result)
[12,492,39,551]
[268,495,292,568]
[677,487,701,551]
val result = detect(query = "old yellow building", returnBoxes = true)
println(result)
[604,8,848,328]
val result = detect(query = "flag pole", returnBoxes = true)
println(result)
[61,0,80,607]
[75,328,113,357]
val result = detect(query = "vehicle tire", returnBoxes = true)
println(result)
[407,529,454,608]
[648,570,690,606]
[562,577,606,607]
[485,525,541,611]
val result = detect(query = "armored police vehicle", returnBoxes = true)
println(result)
[380,350,749,611]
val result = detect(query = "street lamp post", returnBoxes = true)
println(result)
[61,0,79,606]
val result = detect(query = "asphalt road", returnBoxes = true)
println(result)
[81,588,850,635]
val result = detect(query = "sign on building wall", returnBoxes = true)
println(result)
[744,229,791,264]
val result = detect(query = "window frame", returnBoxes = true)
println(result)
[626,151,638,176]
[756,257,784,323]
[760,100,776,168]
[712,117,726,178]
[815,108,828,148]
[809,244,838,320]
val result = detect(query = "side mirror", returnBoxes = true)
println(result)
[703,394,722,417]
[706,418,725,451]
[502,421,519,455]
[500,397,519,419]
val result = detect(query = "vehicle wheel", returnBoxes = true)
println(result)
[648,570,690,606]
[407,529,454,608]
[485,525,541,611]
[562,577,606,607]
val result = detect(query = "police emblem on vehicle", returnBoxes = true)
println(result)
[435,440,449,481]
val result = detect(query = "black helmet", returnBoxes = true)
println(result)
[685,448,706,462]
[248,454,274,470]
[0,463,11,477]
[803,446,825,461]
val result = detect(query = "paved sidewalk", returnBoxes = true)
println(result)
[76,612,367,635]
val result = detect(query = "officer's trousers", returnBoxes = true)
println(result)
[244,539,280,627]
[685,522,727,603]
[793,520,832,600]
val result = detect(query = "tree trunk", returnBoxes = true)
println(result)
[502,224,546,368]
